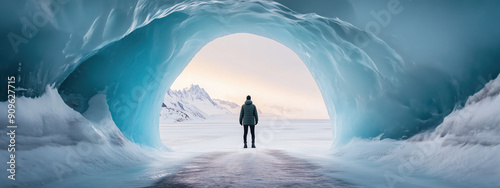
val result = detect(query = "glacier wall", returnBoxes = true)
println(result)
[1,0,500,147]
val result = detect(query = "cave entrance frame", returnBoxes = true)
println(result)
[101,6,348,148]
[61,2,392,148]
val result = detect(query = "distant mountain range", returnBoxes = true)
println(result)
[160,85,240,123]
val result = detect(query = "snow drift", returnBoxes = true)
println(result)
[0,87,163,186]
[329,74,500,187]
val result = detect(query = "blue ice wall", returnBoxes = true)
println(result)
[1,0,500,146]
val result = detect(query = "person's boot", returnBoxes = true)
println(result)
[251,142,256,148]
[244,143,247,148]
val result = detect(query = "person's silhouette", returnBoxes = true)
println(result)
[239,95,258,148]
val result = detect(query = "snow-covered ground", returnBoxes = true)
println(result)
[160,115,332,153]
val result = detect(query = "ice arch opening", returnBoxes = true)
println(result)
[54,0,454,147]
[159,33,331,150]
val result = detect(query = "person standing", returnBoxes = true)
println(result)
[239,95,258,148]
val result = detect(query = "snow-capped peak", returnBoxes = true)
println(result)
[160,85,236,123]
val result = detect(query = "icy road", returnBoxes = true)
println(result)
[149,149,354,187]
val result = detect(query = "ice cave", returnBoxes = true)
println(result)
[1,0,500,187]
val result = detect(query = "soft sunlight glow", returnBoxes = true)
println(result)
[170,33,329,119]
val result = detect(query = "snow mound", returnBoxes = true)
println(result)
[410,73,500,146]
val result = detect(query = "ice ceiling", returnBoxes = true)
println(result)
[1,0,500,146]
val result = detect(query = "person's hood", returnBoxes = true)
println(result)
[245,100,253,105]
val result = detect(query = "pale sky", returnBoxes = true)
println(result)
[170,33,329,119]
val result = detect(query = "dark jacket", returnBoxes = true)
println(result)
[239,100,258,125]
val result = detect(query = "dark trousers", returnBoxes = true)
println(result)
[243,125,255,144]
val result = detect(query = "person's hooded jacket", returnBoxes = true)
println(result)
[239,100,258,125]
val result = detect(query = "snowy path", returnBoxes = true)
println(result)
[148,149,355,188]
